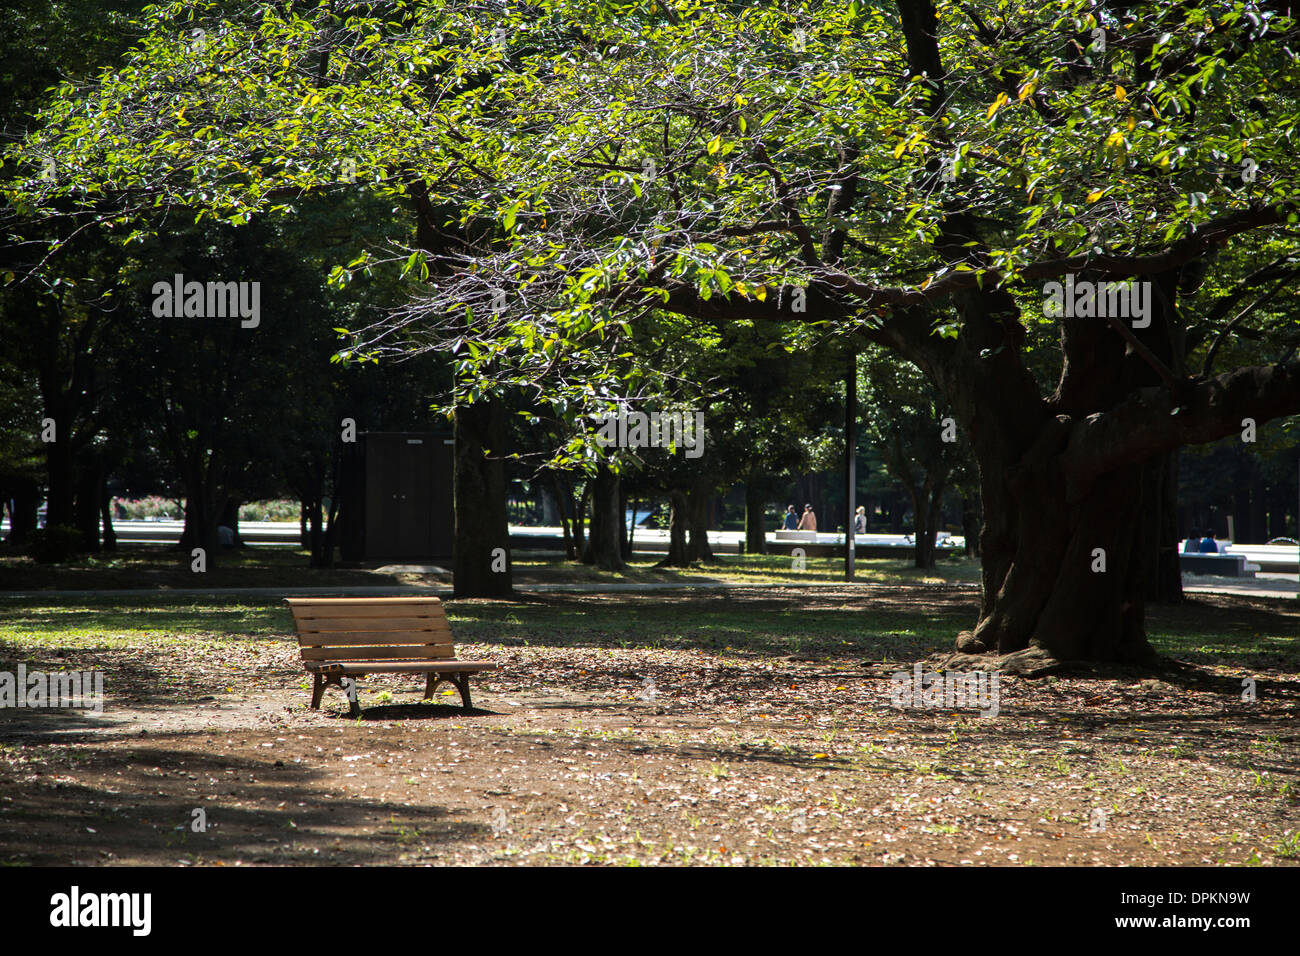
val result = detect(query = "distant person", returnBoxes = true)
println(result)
[1198,532,1219,554]
[781,505,798,530]
[854,506,867,535]
[796,503,817,532]
[1182,530,1201,554]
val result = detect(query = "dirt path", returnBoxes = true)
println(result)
[2,609,1297,866]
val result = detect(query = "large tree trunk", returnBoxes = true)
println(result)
[937,280,1174,665]
[744,483,767,554]
[958,453,1154,664]
[581,465,625,571]
[453,398,512,597]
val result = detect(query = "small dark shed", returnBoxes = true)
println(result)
[338,431,454,561]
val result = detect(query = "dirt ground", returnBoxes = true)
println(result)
[1,588,1297,866]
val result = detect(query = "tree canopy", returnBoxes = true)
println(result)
[6,0,1299,659]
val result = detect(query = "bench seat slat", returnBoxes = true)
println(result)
[286,597,447,607]
[302,645,454,661]
[304,661,499,675]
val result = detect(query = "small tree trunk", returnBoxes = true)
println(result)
[100,482,117,552]
[960,496,980,558]
[889,489,905,533]
[618,483,631,560]
[219,498,243,548]
[307,498,327,567]
[453,398,512,597]
[1139,451,1183,602]
[74,459,101,552]
[581,465,625,571]
[687,486,714,562]
[910,485,936,569]
[179,488,220,565]
[744,483,768,554]
[43,408,76,529]
[573,481,590,555]
[656,490,691,567]
[551,472,576,560]
[6,480,39,545]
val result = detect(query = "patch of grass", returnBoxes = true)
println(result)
[1271,830,1300,859]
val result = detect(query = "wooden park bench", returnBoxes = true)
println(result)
[284,597,498,717]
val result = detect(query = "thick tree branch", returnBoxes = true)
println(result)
[1063,358,1300,497]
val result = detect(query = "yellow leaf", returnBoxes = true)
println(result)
[1087,189,1104,202]
[987,92,1009,119]
[813,753,830,760]
[1105,130,1125,149]
[754,285,767,301]
[1115,85,1127,101]
[707,134,722,155]
[893,138,908,159]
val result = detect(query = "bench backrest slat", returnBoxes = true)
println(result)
[295,616,451,633]
[291,628,451,645]
[301,645,454,661]
[285,597,457,663]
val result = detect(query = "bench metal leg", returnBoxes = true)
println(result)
[311,671,360,716]
[342,677,361,718]
[423,672,473,711]
[452,672,473,711]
